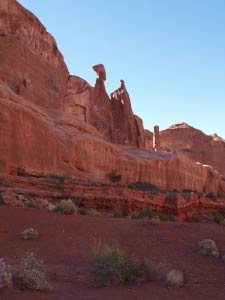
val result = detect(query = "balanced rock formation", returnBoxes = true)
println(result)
[0,0,225,196]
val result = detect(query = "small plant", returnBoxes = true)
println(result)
[198,239,219,257]
[213,212,224,224]
[17,166,30,177]
[0,258,12,289]
[79,207,88,215]
[12,252,49,291]
[21,228,39,240]
[0,178,11,187]
[128,181,162,192]
[138,206,154,219]
[191,215,201,223]
[90,240,156,285]
[24,200,38,208]
[108,170,122,183]
[55,199,77,215]
[150,215,160,225]
[166,269,184,289]
[206,192,217,200]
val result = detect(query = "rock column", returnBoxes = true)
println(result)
[153,125,160,152]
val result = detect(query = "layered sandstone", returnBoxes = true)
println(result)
[0,0,225,197]
[160,123,225,177]
[1,175,225,221]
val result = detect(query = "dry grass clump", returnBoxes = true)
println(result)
[198,239,219,257]
[55,199,77,215]
[90,240,156,285]
[21,228,39,240]
[166,269,184,289]
[150,215,161,225]
[0,258,12,289]
[12,252,49,291]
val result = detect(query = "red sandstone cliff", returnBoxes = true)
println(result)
[160,123,225,177]
[0,0,225,195]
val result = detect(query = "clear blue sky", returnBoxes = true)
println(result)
[18,0,225,138]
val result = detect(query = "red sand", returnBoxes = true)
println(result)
[0,206,225,300]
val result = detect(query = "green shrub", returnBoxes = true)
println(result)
[198,239,219,257]
[191,215,201,223]
[12,252,49,291]
[0,178,11,187]
[21,228,39,240]
[108,170,122,183]
[0,258,12,289]
[55,199,77,215]
[90,241,156,285]
[24,200,38,208]
[128,181,161,192]
[166,269,184,289]
[138,206,154,219]
[17,166,30,177]
[206,192,217,200]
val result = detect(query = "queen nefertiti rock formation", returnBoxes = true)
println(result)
[153,125,160,152]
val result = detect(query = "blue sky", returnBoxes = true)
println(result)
[18,0,225,137]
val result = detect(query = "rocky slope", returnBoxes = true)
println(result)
[0,0,225,196]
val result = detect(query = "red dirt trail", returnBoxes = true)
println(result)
[0,206,225,300]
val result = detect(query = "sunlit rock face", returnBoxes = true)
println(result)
[110,80,145,147]
[0,0,225,195]
[160,123,225,177]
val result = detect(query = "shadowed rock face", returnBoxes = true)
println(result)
[0,0,225,195]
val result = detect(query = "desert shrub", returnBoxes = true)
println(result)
[182,189,196,193]
[198,239,219,257]
[79,207,88,215]
[12,252,49,291]
[128,181,162,193]
[0,178,11,187]
[0,258,12,289]
[138,206,154,219]
[213,212,224,224]
[90,241,156,285]
[17,166,30,177]
[24,200,38,208]
[206,192,217,200]
[166,269,184,289]
[159,213,175,222]
[150,215,160,225]
[191,215,201,223]
[21,228,39,240]
[55,199,77,215]
[108,170,122,183]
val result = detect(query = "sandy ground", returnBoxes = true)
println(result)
[0,206,225,300]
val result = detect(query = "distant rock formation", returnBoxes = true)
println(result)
[153,125,160,152]
[160,123,225,176]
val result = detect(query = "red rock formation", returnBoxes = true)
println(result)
[1,175,225,221]
[153,125,160,152]
[110,80,144,147]
[160,123,225,177]
[144,130,153,150]
[0,0,225,197]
